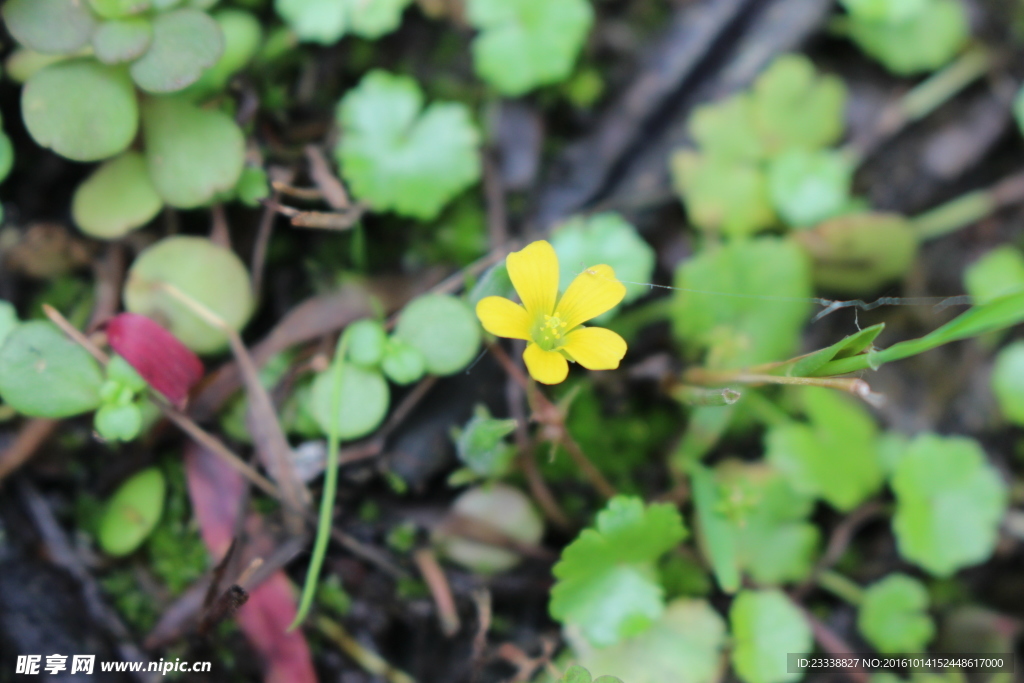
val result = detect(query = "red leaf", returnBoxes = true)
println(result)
[106,313,204,408]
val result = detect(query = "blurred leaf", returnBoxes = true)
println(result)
[92,17,153,64]
[1015,85,1024,138]
[380,338,427,385]
[344,319,388,368]
[234,166,270,207]
[847,0,968,75]
[22,59,138,162]
[72,152,163,239]
[564,599,726,683]
[89,0,152,18]
[275,0,411,44]
[858,573,935,653]
[454,404,516,478]
[309,362,389,440]
[468,0,593,96]
[0,321,104,418]
[551,213,657,309]
[558,665,623,683]
[105,312,205,408]
[794,212,918,294]
[690,463,740,593]
[840,0,927,22]
[751,54,846,155]
[142,95,245,208]
[0,302,18,349]
[992,342,1024,426]
[3,0,97,55]
[0,129,13,185]
[784,323,884,377]
[671,238,812,368]
[671,152,775,236]
[129,9,223,93]
[689,93,765,161]
[766,387,883,511]
[336,70,480,219]
[963,245,1024,304]
[550,496,687,647]
[183,9,262,98]
[394,294,482,376]
[891,434,1007,577]
[123,236,254,354]
[468,263,513,307]
[730,589,811,683]
[99,468,166,556]
[5,49,71,84]
[768,149,853,228]
[94,402,143,441]
[433,483,543,574]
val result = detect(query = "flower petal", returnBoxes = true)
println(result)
[506,240,559,317]
[561,326,627,370]
[523,343,569,385]
[554,264,627,330]
[475,296,532,340]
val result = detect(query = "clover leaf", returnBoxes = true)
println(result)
[559,666,622,683]
[336,70,481,219]
[993,342,1024,426]
[551,213,656,308]
[309,362,390,440]
[689,93,765,161]
[891,434,1008,577]
[858,574,935,654]
[564,599,726,683]
[183,9,262,99]
[671,237,812,368]
[671,152,775,236]
[22,59,138,162]
[0,321,105,418]
[768,149,854,228]
[393,294,481,376]
[130,8,224,93]
[467,0,593,96]
[89,0,152,19]
[72,152,163,239]
[963,246,1024,305]
[141,95,245,208]
[92,17,153,64]
[840,0,927,23]
[275,0,411,44]
[751,55,846,155]
[767,387,884,511]
[550,496,687,647]
[847,0,968,76]
[730,589,811,683]
[3,0,97,55]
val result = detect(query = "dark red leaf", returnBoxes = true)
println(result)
[106,313,204,408]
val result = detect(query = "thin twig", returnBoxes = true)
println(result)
[304,145,351,210]
[560,433,617,499]
[316,616,416,683]
[0,417,60,483]
[252,169,292,295]
[413,547,461,637]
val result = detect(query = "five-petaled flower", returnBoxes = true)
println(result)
[476,240,628,384]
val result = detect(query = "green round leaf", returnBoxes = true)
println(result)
[394,294,481,376]
[22,59,138,162]
[892,434,1008,577]
[671,151,775,237]
[858,574,935,654]
[840,0,927,22]
[344,319,388,368]
[730,589,811,683]
[336,70,481,220]
[434,484,543,574]
[565,599,726,683]
[768,149,853,228]
[72,152,163,239]
[183,9,262,98]
[381,338,427,385]
[142,95,245,208]
[468,0,594,96]
[92,17,153,64]
[123,236,254,354]
[5,49,71,84]
[964,245,1024,305]
[129,9,224,93]
[848,0,968,76]
[992,342,1024,426]
[0,131,13,185]
[234,166,270,207]
[551,213,656,309]
[3,0,97,55]
[94,402,144,441]
[98,467,166,556]
[0,321,104,418]
[309,362,390,440]
[794,212,918,295]
[0,302,18,349]
[275,0,411,44]
[89,0,152,19]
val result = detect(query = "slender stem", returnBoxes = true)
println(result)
[560,433,617,499]
[289,336,347,630]
[684,368,884,407]
[816,569,865,605]
[672,385,741,407]
[912,169,1024,241]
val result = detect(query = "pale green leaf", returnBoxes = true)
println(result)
[858,574,935,654]
[72,152,163,239]
[730,589,811,683]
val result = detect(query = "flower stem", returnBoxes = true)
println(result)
[817,569,865,605]
[912,168,1024,240]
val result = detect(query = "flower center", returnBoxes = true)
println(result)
[534,314,568,351]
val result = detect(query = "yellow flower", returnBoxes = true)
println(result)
[476,240,628,384]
